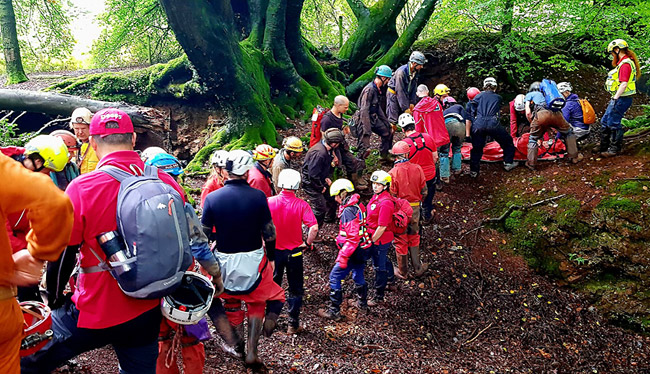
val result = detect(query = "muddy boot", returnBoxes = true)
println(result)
[409,246,428,277]
[599,126,611,154]
[350,172,368,191]
[317,289,344,321]
[245,317,266,373]
[214,315,245,359]
[393,254,409,280]
[564,134,584,164]
[354,284,369,311]
[525,144,538,171]
[285,296,302,335]
[603,128,624,157]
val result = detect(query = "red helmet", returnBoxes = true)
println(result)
[20,301,53,357]
[390,140,410,155]
[51,129,80,152]
[467,87,480,100]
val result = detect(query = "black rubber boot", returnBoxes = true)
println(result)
[286,296,302,332]
[355,284,369,311]
[317,289,343,321]
[604,128,625,156]
[599,126,612,153]
[245,318,267,373]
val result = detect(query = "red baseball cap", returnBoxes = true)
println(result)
[90,108,134,137]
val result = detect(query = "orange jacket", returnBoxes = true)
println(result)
[0,154,74,287]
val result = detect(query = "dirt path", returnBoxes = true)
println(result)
[53,125,650,373]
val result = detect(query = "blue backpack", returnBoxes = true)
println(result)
[540,79,566,111]
[85,164,193,299]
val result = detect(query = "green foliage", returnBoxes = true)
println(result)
[90,0,183,68]
[0,119,33,146]
[623,105,650,136]
[596,197,642,214]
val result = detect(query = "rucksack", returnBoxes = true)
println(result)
[382,196,413,235]
[579,98,596,125]
[539,79,566,111]
[309,106,330,147]
[353,204,373,250]
[89,164,193,299]
[405,133,434,157]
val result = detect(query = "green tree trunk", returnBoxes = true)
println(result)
[0,0,28,84]
[338,0,407,75]
[346,0,440,98]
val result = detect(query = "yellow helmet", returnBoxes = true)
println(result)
[434,84,450,96]
[330,178,355,196]
[607,39,628,52]
[253,144,277,160]
[282,136,304,152]
[370,170,391,186]
[24,135,69,172]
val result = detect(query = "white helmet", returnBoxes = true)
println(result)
[226,149,254,176]
[398,113,416,129]
[70,107,92,127]
[483,77,497,88]
[277,169,301,190]
[210,150,229,168]
[161,272,214,325]
[141,146,167,162]
[557,82,572,93]
[514,94,526,112]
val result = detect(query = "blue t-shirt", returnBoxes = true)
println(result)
[202,179,273,254]
[525,92,545,106]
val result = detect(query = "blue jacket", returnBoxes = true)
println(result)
[386,64,419,123]
[561,93,587,130]
[472,91,502,129]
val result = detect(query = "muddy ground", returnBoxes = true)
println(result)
[51,121,650,374]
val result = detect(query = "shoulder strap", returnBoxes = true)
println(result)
[99,165,133,182]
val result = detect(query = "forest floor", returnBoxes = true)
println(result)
[53,123,650,374]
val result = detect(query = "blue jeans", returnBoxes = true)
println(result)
[367,242,391,299]
[601,97,633,130]
[422,178,436,220]
[21,301,160,374]
[329,262,366,291]
[438,136,463,178]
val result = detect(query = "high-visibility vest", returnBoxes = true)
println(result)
[605,57,637,97]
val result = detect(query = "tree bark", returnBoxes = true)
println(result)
[0,89,170,132]
[347,0,440,98]
[338,0,408,74]
[0,0,27,84]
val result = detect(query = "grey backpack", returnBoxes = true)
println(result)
[93,164,193,299]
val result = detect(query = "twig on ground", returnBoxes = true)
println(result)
[482,194,567,225]
[621,177,650,182]
[463,322,493,345]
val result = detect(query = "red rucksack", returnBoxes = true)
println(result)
[387,196,413,235]
[309,106,330,147]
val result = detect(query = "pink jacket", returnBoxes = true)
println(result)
[413,96,449,146]
[335,194,370,268]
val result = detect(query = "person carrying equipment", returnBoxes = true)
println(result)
[524,81,583,170]
[600,39,642,157]
[509,94,530,138]
[22,109,219,374]
[249,144,277,197]
[354,65,394,160]
[366,170,397,306]
[69,108,99,174]
[317,179,371,321]
[271,136,303,187]
[145,152,184,179]
[268,169,318,334]
[320,95,368,189]
[389,141,428,279]
[413,84,448,146]
[386,51,427,124]
[200,150,229,208]
[0,154,73,374]
[557,82,589,141]
[441,96,468,182]
[469,77,518,177]
[202,149,285,373]
[398,113,438,225]
[301,129,345,228]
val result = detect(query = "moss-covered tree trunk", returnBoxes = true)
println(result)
[338,0,407,75]
[346,0,439,98]
[159,0,342,153]
[0,0,28,84]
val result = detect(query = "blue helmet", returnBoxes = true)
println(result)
[146,152,184,176]
[375,65,392,78]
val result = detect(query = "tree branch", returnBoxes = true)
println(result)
[345,0,368,19]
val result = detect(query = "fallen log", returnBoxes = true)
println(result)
[0,89,170,133]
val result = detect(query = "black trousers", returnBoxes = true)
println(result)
[273,247,304,327]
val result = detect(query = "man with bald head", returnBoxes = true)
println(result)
[320,95,367,190]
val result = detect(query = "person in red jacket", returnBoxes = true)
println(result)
[510,94,530,138]
[399,113,438,224]
[248,144,277,197]
[268,169,318,334]
[200,150,228,208]
[318,179,371,321]
[413,84,449,151]
[366,170,396,305]
[389,141,428,279]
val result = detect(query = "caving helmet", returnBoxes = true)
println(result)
[557,82,572,93]
[466,87,480,100]
[483,77,497,89]
[409,51,428,66]
[146,152,184,177]
[253,144,277,161]
[434,84,450,96]
[24,135,69,172]
[141,146,167,162]
[277,169,301,190]
[528,81,541,92]
[375,65,393,78]
[20,301,53,357]
[398,113,416,129]
[226,149,254,176]
[607,39,628,53]
[161,272,214,325]
[282,136,304,153]
[390,141,410,156]
[210,150,229,168]
[50,129,81,153]
[514,94,526,112]
[330,178,355,197]
[370,170,391,186]
[69,107,92,127]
